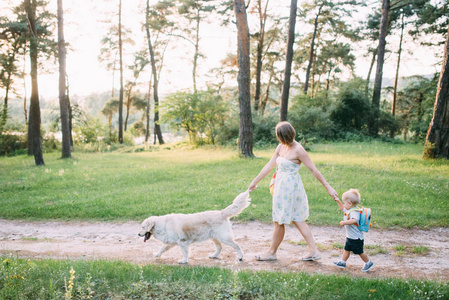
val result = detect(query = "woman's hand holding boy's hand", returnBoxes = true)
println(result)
[248,182,257,192]
[326,185,339,201]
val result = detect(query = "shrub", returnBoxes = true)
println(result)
[378,110,400,136]
[163,90,228,145]
[289,106,335,141]
[131,121,146,136]
[0,123,28,156]
[288,92,336,141]
[330,79,371,132]
[395,75,437,143]
[215,115,239,146]
[42,133,58,153]
[0,133,27,156]
[73,117,107,144]
[252,113,278,146]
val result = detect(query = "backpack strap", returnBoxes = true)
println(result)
[345,207,362,226]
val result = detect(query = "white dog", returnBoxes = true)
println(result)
[138,190,251,264]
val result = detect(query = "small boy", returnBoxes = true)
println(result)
[333,189,374,272]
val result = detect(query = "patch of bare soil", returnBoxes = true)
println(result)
[1,219,448,281]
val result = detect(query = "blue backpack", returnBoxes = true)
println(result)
[346,207,372,232]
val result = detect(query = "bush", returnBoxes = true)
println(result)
[378,110,400,136]
[131,121,146,136]
[215,115,239,146]
[287,92,336,141]
[330,78,371,132]
[163,90,228,145]
[0,133,27,156]
[289,106,335,141]
[252,113,278,146]
[42,133,58,153]
[0,122,28,156]
[73,117,107,144]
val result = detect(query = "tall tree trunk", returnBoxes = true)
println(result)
[365,47,377,96]
[424,25,449,159]
[370,0,390,136]
[23,50,28,125]
[260,73,273,115]
[390,13,404,138]
[57,0,71,158]
[0,75,10,133]
[326,68,331,91]
[303,4,322,95]
[66,77,73,146]
[145,79,152,143]
[118,0,124,144]
[1,67,13,132]
[192,8,200,94]
[414,92,424,143]
[124,87,133,132]
[392,13,404,118]
[1,42,19,132]
[145,0,164,145]
[234,0,253,157]
[25,0,44,165]
[279,0,297,122]
[254,0,269,113]
[112,58,116,98]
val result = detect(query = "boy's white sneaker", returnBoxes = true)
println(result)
[333,260,346,269]
[361,261,374,272]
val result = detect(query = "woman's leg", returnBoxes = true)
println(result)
[268,222,285,255]
[291,221,319,257]
[257,222,285,259]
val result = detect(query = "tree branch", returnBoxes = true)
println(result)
[167,33,195,47]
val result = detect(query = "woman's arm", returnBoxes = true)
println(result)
[297,145,339,200]
[248,144,281,191]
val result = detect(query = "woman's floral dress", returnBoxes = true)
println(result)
[272,156,309,224]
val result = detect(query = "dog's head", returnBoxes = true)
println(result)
[138,217,155,242]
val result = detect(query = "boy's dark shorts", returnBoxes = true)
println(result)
[345,238,364,254]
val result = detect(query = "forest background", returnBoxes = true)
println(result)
[1,1,449,298]
[0,0,447,157]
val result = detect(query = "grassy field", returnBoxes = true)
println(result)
[1,256,448,299]
[1,142,448,228]
[1,142,448,298]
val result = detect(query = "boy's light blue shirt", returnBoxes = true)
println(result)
[343,208,364,240]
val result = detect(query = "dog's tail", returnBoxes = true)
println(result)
[222,190,251,219]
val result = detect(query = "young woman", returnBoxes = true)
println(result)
[248,121,339,261]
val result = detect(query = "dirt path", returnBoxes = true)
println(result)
[1,219,448,281]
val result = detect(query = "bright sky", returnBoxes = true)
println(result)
[0,0,442,100]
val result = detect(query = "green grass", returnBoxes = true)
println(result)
[1,257,448,299]
[393,244,430,257]
[412,246,430,255]
[365,244,389,255]
[1,142,448,228]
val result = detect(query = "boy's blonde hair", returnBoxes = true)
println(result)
[342,189,361,205]
[276,121,296,145]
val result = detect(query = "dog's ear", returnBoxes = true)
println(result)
[142,217,155,231]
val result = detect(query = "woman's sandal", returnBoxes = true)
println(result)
[255,254,277,261]
[300,254,321,261]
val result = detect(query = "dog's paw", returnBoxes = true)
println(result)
[238,257,243,262]
[154,253,161,258]
[209,255,219,259]
[178,260,188,264]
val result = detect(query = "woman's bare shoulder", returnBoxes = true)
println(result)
[294,142,308,156]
